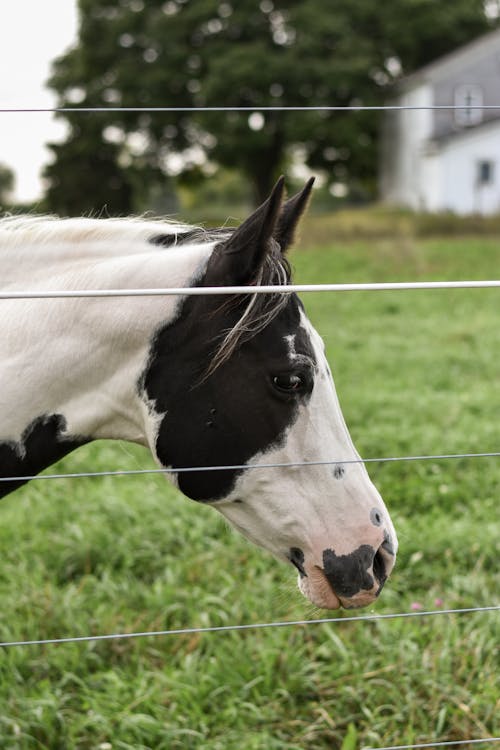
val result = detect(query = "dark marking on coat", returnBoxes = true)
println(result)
[0,414,87,500]
[142,178,318,501]
[333,464,345,480]
[322,545,377,598]
[141,291,316,502]
[288,547,307,577]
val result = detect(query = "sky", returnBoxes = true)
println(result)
[0,1,78,202]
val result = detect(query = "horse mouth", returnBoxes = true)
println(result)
[288,549,341,608]
[297,566,342,610]
[297,564,382,610]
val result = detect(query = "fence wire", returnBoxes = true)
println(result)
[0,451,499,484]
[0,605,498,649]
[2,105,500,114]
[1,280,500,301]
[366,737,500,750]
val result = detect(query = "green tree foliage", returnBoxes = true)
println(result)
[44,119,134,216]
[45,0,495,213]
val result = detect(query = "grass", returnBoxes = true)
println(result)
[299,205,500,243]
[0,233,499,749]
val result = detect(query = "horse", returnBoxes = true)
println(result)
[0,177,397,610]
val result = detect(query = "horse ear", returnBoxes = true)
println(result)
[208,176,286,285]
[275,177,315,254]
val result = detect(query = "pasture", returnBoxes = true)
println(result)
[0,229,498,749]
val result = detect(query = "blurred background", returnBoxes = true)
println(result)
[1,0,499,222]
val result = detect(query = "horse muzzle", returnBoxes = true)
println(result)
[292,532,397,610]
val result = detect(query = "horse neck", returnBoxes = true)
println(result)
[0,231,214,447]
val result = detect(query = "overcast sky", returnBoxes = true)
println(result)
[0,2,78,202]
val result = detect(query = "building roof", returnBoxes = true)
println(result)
[398,25,500,91]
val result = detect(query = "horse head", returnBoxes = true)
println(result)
[141,178,397,609]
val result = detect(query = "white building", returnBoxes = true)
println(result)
[379,28,500,215]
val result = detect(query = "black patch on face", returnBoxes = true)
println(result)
[322,545,376,598]
[288,547,306,578]
[140,292,316,502]
[0,414,87,499]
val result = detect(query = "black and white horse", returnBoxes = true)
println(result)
[0,178,397,609]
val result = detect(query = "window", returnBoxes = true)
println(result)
[454,84,483,127]
[477,160,494,185]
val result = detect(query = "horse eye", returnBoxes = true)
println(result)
[273,373,304,393]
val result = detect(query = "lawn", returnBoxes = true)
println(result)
[0,232,498,749]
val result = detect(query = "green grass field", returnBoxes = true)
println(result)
[0,233,498,749]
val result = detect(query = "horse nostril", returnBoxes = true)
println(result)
[381,533,395,556]
[373,547,387,586]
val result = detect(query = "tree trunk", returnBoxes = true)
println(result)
[250,122,285,205]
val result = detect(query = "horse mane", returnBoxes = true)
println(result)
[0,214,291,378]
[0,214,218,248]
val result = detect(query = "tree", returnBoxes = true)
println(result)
[44,119,134,216]
[0,163,15,208]
[45,0,496,212]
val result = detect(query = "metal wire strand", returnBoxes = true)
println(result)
[0,605,498,649]
[0,451,498,484]
[366,738,500,750]
[2,105,500,113]
[1,280,500,301]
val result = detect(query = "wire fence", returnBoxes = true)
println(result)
[1,284,498,482]
[366,738,500,750]
[2,104,500,113]
[1,278,498,750]
[1,101,499,750]
[1,451,499,485]
[1,279,500,300]
[0,606,498,649]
